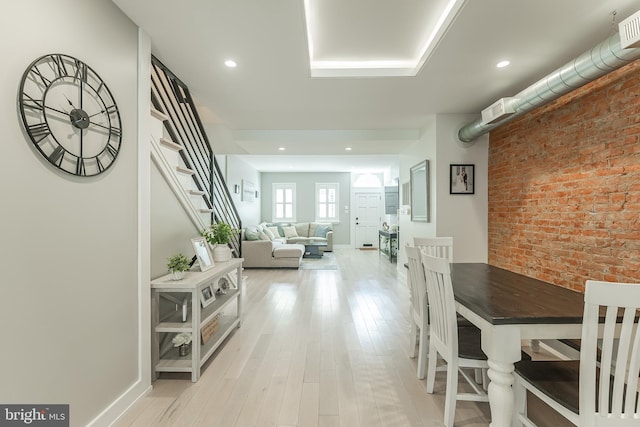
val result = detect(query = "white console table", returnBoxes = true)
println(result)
[151,258,243,382]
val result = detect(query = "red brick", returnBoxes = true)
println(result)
[488,60,640,291]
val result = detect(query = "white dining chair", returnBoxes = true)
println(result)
[414,238,486,385]
[513,280,640,426]
[421,252,489,427]
[414,236,453,262]
[405,245,430,379]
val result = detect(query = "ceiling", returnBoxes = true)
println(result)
[112,0,639,173]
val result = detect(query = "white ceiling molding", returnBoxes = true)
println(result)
[304,0,468,77]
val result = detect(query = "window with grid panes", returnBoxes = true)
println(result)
[316,183,339,222]
[272,183,296,222]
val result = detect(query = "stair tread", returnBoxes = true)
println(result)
[159,138,182,151]
[151,108,169,121]
[176,166,195,175]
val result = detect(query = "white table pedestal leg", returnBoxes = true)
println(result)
[482,326,521,427]
[487,359,515,427]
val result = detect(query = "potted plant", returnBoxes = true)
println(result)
[202,222,239,262]
[172,332,192,357]
[167,253,190,280]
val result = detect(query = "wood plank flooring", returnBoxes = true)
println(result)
[116,248,492,427]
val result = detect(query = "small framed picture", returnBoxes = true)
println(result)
[191,237,214,271]
[215,274,233,295]
[242,179,255,202]
[450,164,475,195]
[200,284,216,308]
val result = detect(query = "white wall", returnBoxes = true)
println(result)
[398,116,437,265]
[225,155,261,226]
[397,114,489,267]
[150,164,201,279]
[205,122,237,154]
[0,1,144,425]
[435,115,489,263]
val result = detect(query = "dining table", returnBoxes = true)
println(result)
[450,263,585,427]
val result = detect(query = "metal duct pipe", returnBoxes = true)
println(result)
[458,31,640,143]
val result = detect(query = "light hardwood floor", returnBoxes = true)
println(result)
[116,249,492,427]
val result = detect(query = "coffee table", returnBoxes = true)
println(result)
[303,242,325,258]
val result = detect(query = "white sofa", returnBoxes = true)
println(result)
[241,238,305,268]
[280,222,333,251]
[241,222,333,268]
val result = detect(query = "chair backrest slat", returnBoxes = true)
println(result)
[421,252,458,361]
[612,308,637,414]
[405,246,427,321]
[414,237,453,263]
[579,280,640,426]
[624,323,640,414]
[598,308,617,413]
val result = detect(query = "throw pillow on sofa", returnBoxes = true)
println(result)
[266,226,280,239]
[314,224,331,237]
[294,222,310,237]
[244,225,261,241]
[258,231,270,240]
[282,226,298,238]
[275,223,289,237]
[263,227,276,240]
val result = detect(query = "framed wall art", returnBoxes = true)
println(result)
[242,179,255,202]
[450,164,475,194]
[410,160,429,222]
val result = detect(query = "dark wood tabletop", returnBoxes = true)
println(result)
[450,263,585,325]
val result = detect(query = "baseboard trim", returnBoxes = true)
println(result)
[86,380,152,427]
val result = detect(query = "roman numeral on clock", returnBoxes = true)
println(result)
[28,123,50,142]
[110,127,122,139]
[49,146,65,165]
[29,65,52,86]
[74,60,88,82]
[22,94,44,111]
[76,157,86,176]
[96,156,105,173]
[50,54,69,77]
[105,142,118,158]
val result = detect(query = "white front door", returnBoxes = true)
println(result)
[354,191,381,248]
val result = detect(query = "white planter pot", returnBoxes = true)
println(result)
[212,244,232,262]
[171,270,184,281]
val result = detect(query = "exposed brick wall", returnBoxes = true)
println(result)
[488,60,640,292]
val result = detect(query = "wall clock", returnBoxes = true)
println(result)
[18,53,122,177]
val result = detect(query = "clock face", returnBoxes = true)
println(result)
[18,54,122,177]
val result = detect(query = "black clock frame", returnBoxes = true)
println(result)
[18,53,122,177]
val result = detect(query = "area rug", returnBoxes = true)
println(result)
[299,252,338,270]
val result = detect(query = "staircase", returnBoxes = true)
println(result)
[150,56,241,256]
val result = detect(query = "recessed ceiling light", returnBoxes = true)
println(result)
[224,59,237,68]
[496,60,510,68]
[345,147,352,151]
[278,147,285,151]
